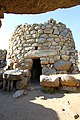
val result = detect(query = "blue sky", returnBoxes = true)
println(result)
[0,5,80,51]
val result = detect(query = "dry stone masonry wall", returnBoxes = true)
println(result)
[7,18,79,81]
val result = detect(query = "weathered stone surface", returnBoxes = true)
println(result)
[24,49,57,58]
[36,38,46,43]
[40,75,59,88]
[44,29,53,34]
[47,38,54,41]
[45,68,56,75]
[54,56,60,62]
[52,41,58,46]
[54,29,59,35]
[61,74,77,87]
[61,55,70,61]
[49,57,55,63]
[42,67,49,75]
[3,69,30,81]
[0,1,80,18]
[42,67,56,75]
[54,60,72,71]
[41,34,48,38]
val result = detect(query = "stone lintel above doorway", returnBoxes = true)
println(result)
[24,49,57,59]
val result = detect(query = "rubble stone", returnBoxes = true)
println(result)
[54,60,72,71]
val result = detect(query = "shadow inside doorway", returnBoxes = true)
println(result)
[31,58,42,85]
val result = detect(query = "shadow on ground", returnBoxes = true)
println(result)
[0,89,60,120]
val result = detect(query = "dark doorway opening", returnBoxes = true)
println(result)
[31,58,42,84]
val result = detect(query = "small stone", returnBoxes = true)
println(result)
[13,90,25,98]
[47,38,54,41]
[54,56,60,62]
[52,41,58,46]
[62,108,65,111]
[74,113,79,119]
[40,34,48,38]
[53,29,59,35]
[61,55,70,61]
[36,38,46,43]
[55,38,60,42]
[44,28,53,34]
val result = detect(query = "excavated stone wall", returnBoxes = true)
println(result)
[7,19,79,81]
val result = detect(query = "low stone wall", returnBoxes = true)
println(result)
[40,74,80,93]
[7,18,79,81]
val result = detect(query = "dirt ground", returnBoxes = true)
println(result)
[0,85,80,120]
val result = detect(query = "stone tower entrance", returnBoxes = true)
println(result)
[31,58,42,84]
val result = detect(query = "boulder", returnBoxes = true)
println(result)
[61,74,77,87]
[40,75,59,88]
[54,60,72,71]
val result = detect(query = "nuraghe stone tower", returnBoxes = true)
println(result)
[7,18,78,82]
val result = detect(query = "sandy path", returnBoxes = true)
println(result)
[0,88,80,120]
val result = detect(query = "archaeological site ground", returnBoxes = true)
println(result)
[0,1,80,120]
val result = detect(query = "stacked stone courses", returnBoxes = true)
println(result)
[7,18,78,79]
